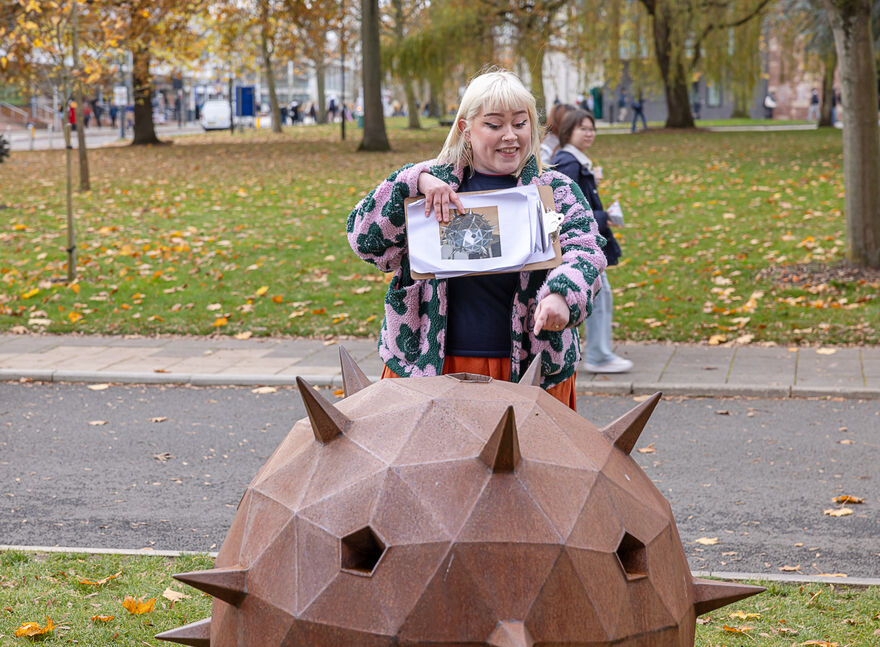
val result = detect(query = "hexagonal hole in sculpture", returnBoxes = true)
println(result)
[615,532,648,581]
[445,372,492,383]
[340,526,386,576]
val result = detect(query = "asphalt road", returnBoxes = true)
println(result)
[1,382,877,579]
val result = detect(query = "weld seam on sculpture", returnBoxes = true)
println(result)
[158,346,763,647]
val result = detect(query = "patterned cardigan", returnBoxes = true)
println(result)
[346,155,607,388]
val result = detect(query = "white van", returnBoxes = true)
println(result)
[200,100,232,130]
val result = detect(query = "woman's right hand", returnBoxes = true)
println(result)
[418,172,464,223]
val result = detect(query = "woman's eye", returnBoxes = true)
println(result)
[515,120,528,128]
[484,122,500,129]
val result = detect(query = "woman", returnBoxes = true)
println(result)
[347,70,607,410]
[539,102,573,165]
[552,109,632,374]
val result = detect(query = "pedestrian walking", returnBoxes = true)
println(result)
[552,109,631,374]
[631,94,647,132]
[831,88,840,124]
[808,88,820,121]
[763,92,776,119]
[67,100,77,131]
[346,69,607,410]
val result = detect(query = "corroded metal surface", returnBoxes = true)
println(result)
[158,353,762,647]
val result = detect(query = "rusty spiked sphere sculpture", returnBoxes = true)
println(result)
[158,348,763,647]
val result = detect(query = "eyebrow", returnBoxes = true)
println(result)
[483,110,528,117]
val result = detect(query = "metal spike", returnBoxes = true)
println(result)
[296,376,350,443]
[692,578,765,615]
[479,406,521,472]
[155,617,211,646]
[339,346,372,396]
[173,567,247,606]
[600,392,662,455]
[518,355,542,387]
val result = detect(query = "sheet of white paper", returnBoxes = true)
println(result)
[607,200,625,226]
[407,185,553,278]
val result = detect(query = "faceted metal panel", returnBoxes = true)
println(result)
[159,348,763,647]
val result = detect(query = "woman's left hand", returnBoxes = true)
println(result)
[533,293,570,335]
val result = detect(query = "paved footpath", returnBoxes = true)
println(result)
[0,334,878,399]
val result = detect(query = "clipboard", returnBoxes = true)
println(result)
[404,184,562,280]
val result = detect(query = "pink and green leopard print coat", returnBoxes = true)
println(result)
[346,155,607,389]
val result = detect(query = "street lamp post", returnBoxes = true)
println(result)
[340,39,345,141]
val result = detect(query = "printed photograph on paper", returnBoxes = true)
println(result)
[439,207,502,260]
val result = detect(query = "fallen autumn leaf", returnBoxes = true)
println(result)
[121,595,156,615]
[13,617,55,636]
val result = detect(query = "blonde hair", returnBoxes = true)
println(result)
[437,68,543,176]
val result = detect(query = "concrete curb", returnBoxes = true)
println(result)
[4,368,879,400]
[2,545,876,586]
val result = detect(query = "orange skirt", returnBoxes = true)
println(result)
[381,356,577,411]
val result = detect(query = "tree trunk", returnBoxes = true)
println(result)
[131,44,161,145]
[521,35,547,120]
[818,49,836,128]
[316,55,327,124]
[644,0,695,128]
[71,0,90,191]
[358,0,390,151]
[428,75,443,119]
[823,0,880,268]
[259,16,282,133]
[404,75,421,129]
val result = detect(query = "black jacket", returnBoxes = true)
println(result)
[552,150,622,266]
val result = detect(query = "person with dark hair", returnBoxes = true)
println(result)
[808,87,820,121]
[552,109,632,374]
[631,94,647,132]
[347,70,607,410]
[539,102,574,165]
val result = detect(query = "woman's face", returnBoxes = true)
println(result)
[571,118,596,152]
[462,107,531,175]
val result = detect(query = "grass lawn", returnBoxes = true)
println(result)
[1,549,878,646]
[1,119,877,345]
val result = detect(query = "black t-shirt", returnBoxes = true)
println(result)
[445,170,519,358]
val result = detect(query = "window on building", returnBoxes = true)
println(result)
[706,83,721,107]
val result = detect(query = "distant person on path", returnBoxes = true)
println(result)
[346,69,607,410]
[808,88,820,121]
[631,94,647,132]
[539,102,573,165]
[552,109,631,374]
[67,100,76,131]
[831,88,840,124]
[92,99,103,127]
[618,88,628,123]
[763,92,776,119]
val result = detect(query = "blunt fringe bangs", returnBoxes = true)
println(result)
[437,70,543,176]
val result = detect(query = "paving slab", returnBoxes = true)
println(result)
[862,347,880,390]
[727,346,796,388]
[0,336,62,353]
[50,348,146,370]
[580,343,673,387]
[660,345,734,386]
[261,339,331,358]
[796,347,864,388]
[217,358,303,375]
